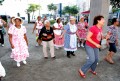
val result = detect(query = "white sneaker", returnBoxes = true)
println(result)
[81,44,84,48]
[23,60,27,65]
[35,43,39,47]
[78,43,80,47]
[55,47,59,49]
[1,44,4,47]
[17,62,20,67]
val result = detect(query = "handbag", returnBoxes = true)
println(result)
[2,27,6,35]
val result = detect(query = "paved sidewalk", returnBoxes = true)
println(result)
[0,23,120,81]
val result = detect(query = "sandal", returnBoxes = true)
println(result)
[104,58,114,64]
[78,70,86,78]
[89,70,97,75]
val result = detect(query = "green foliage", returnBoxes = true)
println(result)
[62,5,79,16]
[47,3,57,12]
[112,8,120,13]
[26,4,40,19]
[50,20,55,26]
[27,4,40,13]
[110,0,120,8]
[0,0,4,5]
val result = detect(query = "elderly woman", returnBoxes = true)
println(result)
[0,16,6,47]
[8,17,29,67]
[61,16,77,58]
[38,20,55,59]
[78,15,105,78]
[77,16,89,47]
[53,17,64,49]
[33,16,43,46]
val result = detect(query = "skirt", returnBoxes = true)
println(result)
[54,34,64,47]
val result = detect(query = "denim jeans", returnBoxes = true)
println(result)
[81,44,99,74]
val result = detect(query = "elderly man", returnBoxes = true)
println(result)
[38,20,55,59]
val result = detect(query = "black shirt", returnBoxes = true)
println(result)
[38,26,54,41]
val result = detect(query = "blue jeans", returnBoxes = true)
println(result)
[81,44,99,74]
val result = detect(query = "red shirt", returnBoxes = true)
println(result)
[86,25,102,48]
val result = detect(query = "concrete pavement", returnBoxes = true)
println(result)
[0,23,120,81]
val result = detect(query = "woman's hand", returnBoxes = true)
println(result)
[47,35,52,39]
[26,42,28,46]
[59,35,63,39]
[95,43,101,48]
[11,44,14,49]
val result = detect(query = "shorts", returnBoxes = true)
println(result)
[109,43,117,53]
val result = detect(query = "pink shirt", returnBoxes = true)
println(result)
[86,25,102,48]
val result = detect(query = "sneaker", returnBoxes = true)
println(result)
[17,62,20,67]
[23,60,27,65]
[78,43,80,47]
[81,44,84,48]
[1,44,4,47]
[35,43,39,47]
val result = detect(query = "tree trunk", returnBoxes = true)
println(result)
[28,13,30,23]
[32,12,35,19]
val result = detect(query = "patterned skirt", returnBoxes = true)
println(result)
[54,34,64,47]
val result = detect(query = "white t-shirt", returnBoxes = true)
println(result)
[53,22,63,35]
[36,20,43,29]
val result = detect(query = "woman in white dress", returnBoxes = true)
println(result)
[53,17,64,49]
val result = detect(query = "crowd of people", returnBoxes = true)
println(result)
[0,14,119,80]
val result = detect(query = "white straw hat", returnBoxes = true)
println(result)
[12,17,23,25]
[70,16,76,20]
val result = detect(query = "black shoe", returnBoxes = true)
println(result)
[67,54,71,58]
[44,57,48,59]
[71,53,75,56]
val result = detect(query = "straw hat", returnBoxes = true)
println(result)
[70,16,76,20]
[80,16,85,19]
[12,17,23,25]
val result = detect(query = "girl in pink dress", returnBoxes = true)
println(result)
[53,17,64,49]
[77,16,88,47]
[8,17,29,67]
